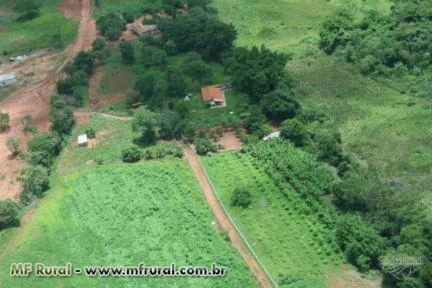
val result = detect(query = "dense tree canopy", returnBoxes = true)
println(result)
[160,8,236,60]
[260,89,301,123]
[224,46,289,101]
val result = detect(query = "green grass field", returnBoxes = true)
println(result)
[212,0,391,56]
[0,0,78,53]
[201,152,345,287]
[0,160,255,287]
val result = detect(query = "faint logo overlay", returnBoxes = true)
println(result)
[379,254,428,280]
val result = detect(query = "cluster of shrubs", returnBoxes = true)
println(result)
[122,144,183,163]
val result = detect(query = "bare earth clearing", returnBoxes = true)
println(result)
[0,0,96,200]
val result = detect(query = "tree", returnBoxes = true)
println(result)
[122,146,141,163]
[158,110,184,139]
[225,46,289,101]
[96,13,127,41]
[132,107,158,146]
[50,103,75,135]
[231,187,251,208]
[20,114,37,133]
[28,132,62,157]
[0,200,20,229]
[27,151,52,168]
[142,46,167,67]
[6,137,20,157]
[336,214,385,271]
[73,51,95,75]
[260,89,301,123]
[14,0,40,21]
[159,7,236,60]
[163,40,177,56]
[166,66,187,98]
[92,38,110,63]
[133,72,168,105]
[20,165,50,204]
[195,138,217,155]
[119,40,135,64]
[182,55,212,83]
[280,119,309,147]
[319,10,354,54]
[0,113,10,132]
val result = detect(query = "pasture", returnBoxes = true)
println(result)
[0,0,78,53]
[213,0,431,215]
[201,151,345,287]
[212,0,391,56]
[0,160,255,287]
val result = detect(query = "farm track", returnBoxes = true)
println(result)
[184,148,273,288]
[0,0,96,200]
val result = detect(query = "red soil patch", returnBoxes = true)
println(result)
[60,0,81,19]
[216,131,242,151]
[88,67,127,109]
[0,0,96,201]
[64,0,96,59]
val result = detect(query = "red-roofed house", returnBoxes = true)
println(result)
[201,85,225,107]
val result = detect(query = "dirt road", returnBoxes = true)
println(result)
[0,0,96,200]
[184,148,274,288]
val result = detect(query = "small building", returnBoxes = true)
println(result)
[0,73,17,87]
[201,85,226,107]
[78,134,88,147]
[263,131,280,141]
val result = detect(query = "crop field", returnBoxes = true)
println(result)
[201,151,345,287]
[0,0,78,53]
[0,160,255,287]
[212,0,391,56]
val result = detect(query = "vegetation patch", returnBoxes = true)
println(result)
[0,161,255,287]
[201,150,345,287]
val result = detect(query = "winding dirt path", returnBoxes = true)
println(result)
[0,0,96,200]
[184,148,274,288]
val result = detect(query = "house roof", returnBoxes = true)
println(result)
[0,73,16,82]
[201,85,224,102]
[78,134,88,144]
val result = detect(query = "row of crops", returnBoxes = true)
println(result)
[0,161,255,288]
[201,144,345,288]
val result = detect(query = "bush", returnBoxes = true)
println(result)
[122,146,142,163]
[260,89,301,123]
[280,119,309,147]
[122,11,134,23]
[20,165,50,204]
[28,133,62,157]
[27,151,52,168]
[336,214,385,271]
[120,40,135,64]
[6,137,20,157]
[0,200,20,230]
[20,115,37,133]
[195,138,217,155]
[86,128,96,139]
[231,187,252,208]
[0,113,10,132]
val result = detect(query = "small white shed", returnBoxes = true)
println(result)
[263,131,280,141]
[0,73,17,87]
[78,134,88,147]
